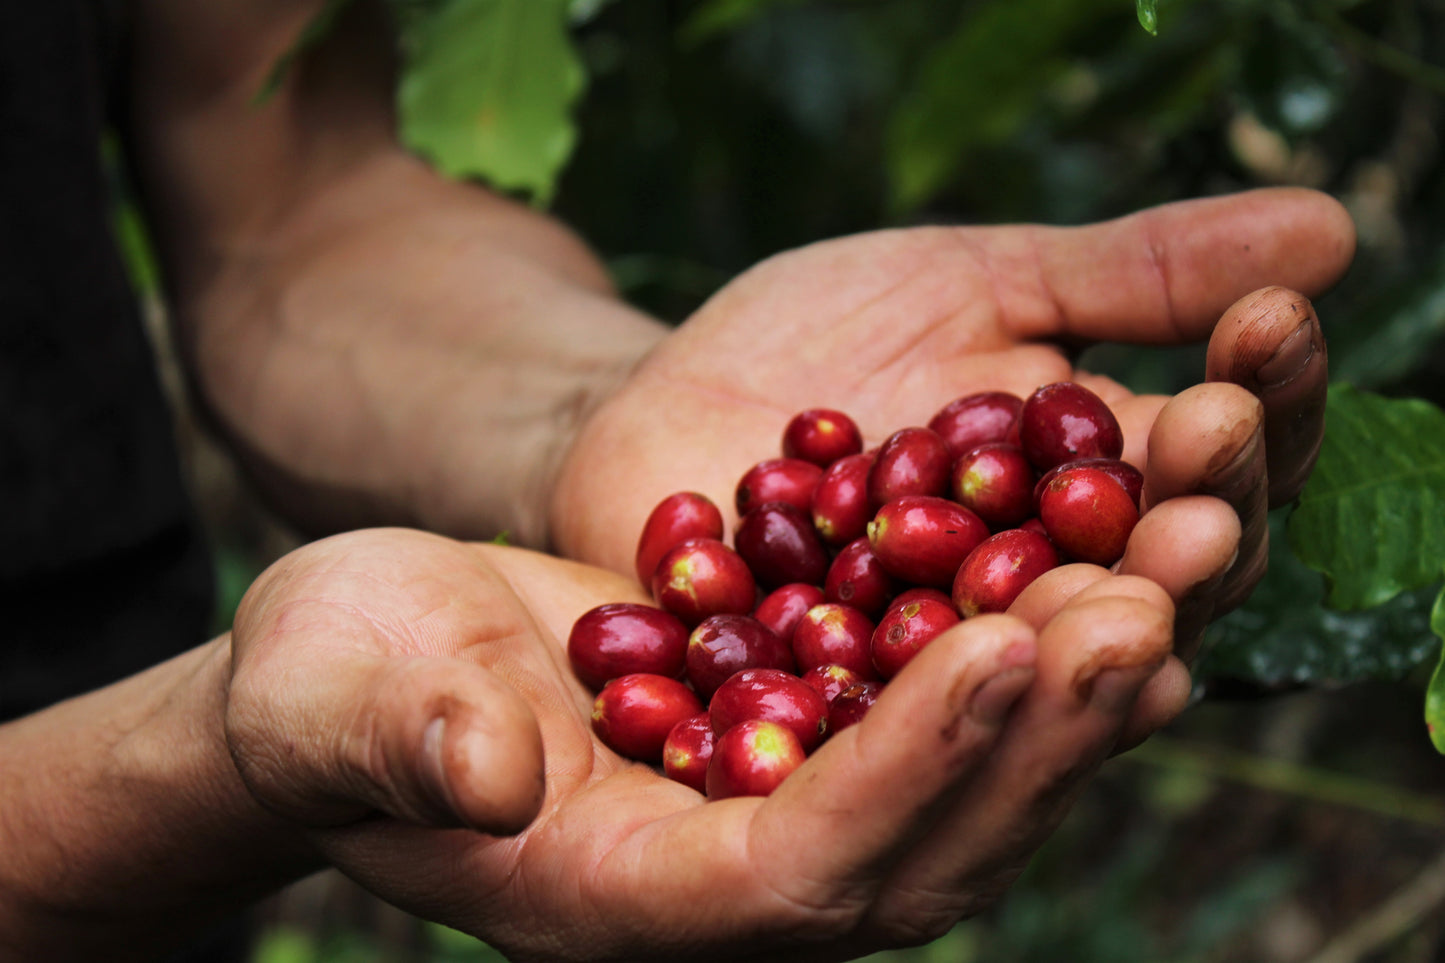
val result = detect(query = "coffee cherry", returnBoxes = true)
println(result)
[706,720,806,799]
[811,452,875,548]
[709,668,829,753]
[591,674,703,762]
[686,614,795,701]
[736,458,823,517]
[734,502,830,589]
[871,597,960,679]
[791,603,878,679]
[567,602,690,692]
[634,492,725,588]
[1037,466,1139,566]
[1019,382,1124,471]
[867,427,952,508]
[753,583,827,643]
[823,538,895,619]
[662,713,715,793]
[799,664,866,706]
[827,682,881,732]
[782,408,864,466]
[952,529,1059,617]
[884,587,956,615]
[652,538,757,627]
[1033,457,1143,510]
[950,443,1036,529]
[928,391,1023,458]
[867,495,989,588]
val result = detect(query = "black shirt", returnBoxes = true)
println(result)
[0,0,213,720]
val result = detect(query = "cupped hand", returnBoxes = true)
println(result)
[227,527,1182,961]
[550,188,1350,690]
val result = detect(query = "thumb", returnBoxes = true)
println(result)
[225,648,546,835]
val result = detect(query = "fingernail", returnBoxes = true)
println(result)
[1082,668,1147,714]
[421,716,456,816]
[1257,321,1315,389]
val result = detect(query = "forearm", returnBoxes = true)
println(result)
[125,0,667,546]
[0,638,319,960]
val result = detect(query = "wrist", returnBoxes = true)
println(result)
[0,638,321,959]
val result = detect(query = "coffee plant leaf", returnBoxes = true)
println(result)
[1288,384,1445,611]
[1198,510,1437,690]
[398,0,584,205]
[1136,0,1159,35]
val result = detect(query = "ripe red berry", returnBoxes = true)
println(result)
[662,713,715,793]
[952,528,1059,617]
[867,495,989,588]
[1037,466,1139,566]
[736,458,823,517]
[652,538,757,627]
[950,443,1036,529]
[1033,457,1143,510]
[706,719,807,799]
[1019,382,1124,471]
[811,452,875,548]
[791,603,878,679]
[827,682,881,732]
[928,391,1024,458]
[823,537,895,618]
[799,664,866,706]
[734,501,830,590]
[634,492,725,588]
[591,674,703,762]
[753,583,826,642]
[709,668,829,753]
[685,614,795,701]
[867,427,952,508]
[782,408,864,466]
[871,597,960,679]
[567,602,690,692]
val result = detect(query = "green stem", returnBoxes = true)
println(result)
[1120,735,1445,828]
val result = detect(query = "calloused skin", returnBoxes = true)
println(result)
[226,528,1178,962]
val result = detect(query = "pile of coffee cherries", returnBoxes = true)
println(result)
[568,382,1142,799]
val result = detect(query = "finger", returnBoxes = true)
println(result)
[1114,655,1193,753]
[861,596,1173,934]
[985,188,1354,345]
[227,650,546,834]
[1206,286,1330,506]
[744,615,1040,919]
[1116,494,1243,662]
[1008,563,1112,630]
[1009,572,1188,754]
[1140,383,1267,620]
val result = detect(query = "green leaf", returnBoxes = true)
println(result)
[1288,384,1445,611]
[884,0,1124,213]
[1198,510,1438,689]
[1429,589,1445,753]
[398,0,585,205]
[1136,0,1159,35]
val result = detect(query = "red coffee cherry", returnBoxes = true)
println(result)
[782,408,864,466]
[1037,466,1139,566]
[1019,382,1124,471]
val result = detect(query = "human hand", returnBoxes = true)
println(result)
[226,527,1182,961]
[550,188,1349,699]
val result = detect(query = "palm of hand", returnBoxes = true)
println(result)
[230,529,1176,962]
